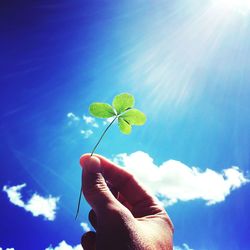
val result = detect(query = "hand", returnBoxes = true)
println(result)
[80,154,174,250]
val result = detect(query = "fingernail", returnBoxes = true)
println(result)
[85,156,101,173]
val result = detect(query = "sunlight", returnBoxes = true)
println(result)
[127,0,249,114]
[213,0,250,15]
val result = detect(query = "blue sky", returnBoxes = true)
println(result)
[0,0,250,249]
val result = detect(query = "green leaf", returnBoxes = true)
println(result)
[120,109,146,125]
[112,93,135,115]
[118,117,132,134]
[89,102,116,118]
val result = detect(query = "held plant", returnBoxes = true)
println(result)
[75,93,146,219]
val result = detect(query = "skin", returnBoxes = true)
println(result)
[80,154,174,250]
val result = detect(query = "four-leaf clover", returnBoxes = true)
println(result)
[89,93,146,135]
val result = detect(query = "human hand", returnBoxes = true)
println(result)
[80,154,174,250]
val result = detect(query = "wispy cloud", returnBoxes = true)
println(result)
[67,112,80,121]
[45,241,82,250]
[67,113,99,139]
[3,183,59,221]
[80,129,93,139]
[80,222,90,232]
[83,115,99,128]
[174,243,194,250]
[67,112,80,124]
[114,151,249,206]
[0,248,15,250]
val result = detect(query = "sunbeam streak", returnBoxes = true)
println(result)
[126,0,250,113]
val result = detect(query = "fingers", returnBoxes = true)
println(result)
[88,209,97,229]
[80,155,122,215]
[81,231,96,250]
[80,154,160,215]
[87,185,119,230]
[117,193,133,211]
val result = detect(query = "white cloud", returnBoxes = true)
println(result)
[3,183,59,221]
[83,115,99,128]
[25,194,59,220]
[174,243,194,250]
[45,241,82,250]
[114,151,249,206]
[80,222,90,232]
[67,112,80,126]
[2,183,26,207]
[0,248,15,250]
[80,129,93,139]
[67,113,98,138]
[67,112,80,121]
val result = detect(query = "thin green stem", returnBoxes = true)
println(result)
[75,116,118,220]
[90,116,118,156]
[75,181,83,220]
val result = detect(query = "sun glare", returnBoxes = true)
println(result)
[213,0,250,15]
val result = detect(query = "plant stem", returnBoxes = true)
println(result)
[75,182,83,220]
[90,116,118,156]
[75,116,118,219]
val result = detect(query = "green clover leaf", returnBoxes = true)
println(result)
[112,93,135,114]
[89,102,116,118]
[119,108,146,126]
[118,117,132,134]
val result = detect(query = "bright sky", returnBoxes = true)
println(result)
[0,1,250,250]
[213,0,250,15]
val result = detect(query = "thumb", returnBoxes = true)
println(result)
[80,155,118,215]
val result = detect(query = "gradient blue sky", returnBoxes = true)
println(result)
[0,1,250,250]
